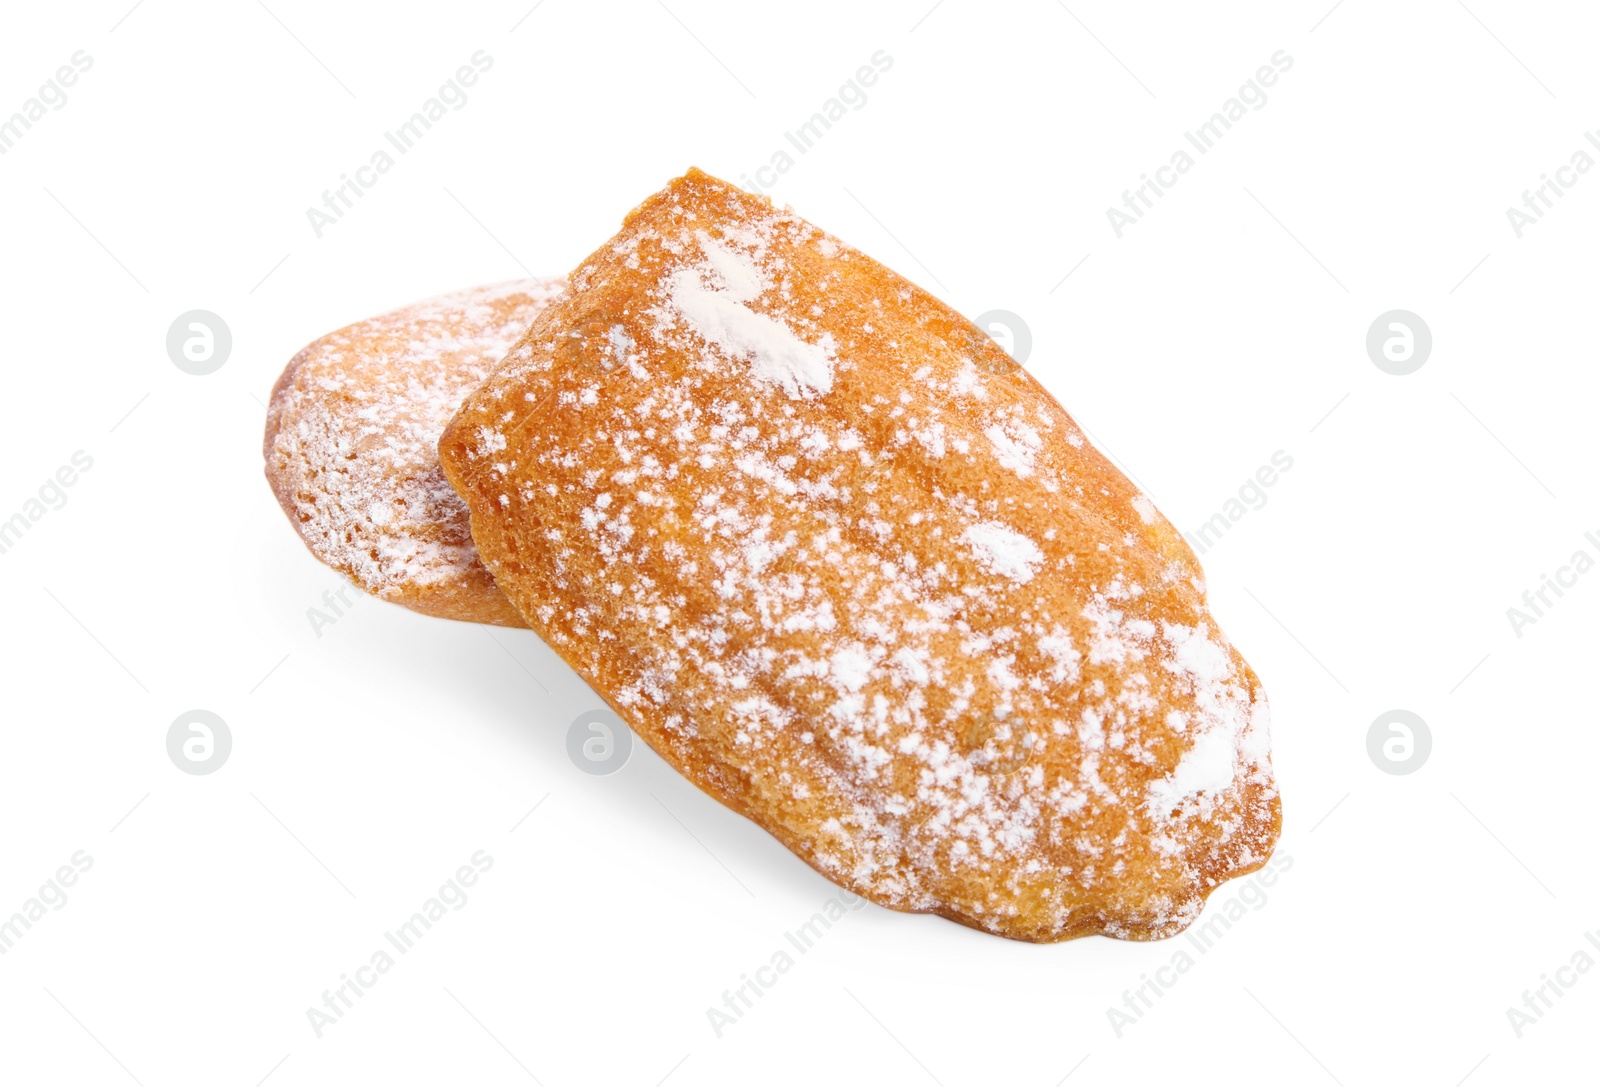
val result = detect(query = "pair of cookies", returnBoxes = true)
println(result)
[264,170,1281,943]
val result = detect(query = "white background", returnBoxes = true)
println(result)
[1,1,1596,1084]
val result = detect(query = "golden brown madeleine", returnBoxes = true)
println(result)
[265,279,564,626]
[440,171,1280,941]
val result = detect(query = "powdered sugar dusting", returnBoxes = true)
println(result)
[265,278,563,608]
[667,235,834,399]
[1146,622,1270,815]
[963,521,1045,583]
[985,420,1043,478]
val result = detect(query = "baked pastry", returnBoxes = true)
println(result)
[439,171,1280,941]
[265,279,563,625]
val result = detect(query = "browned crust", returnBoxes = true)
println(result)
[442,172,1281,941]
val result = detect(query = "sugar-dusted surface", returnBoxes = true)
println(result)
[440,171,1280,941]
[265,279,564,625]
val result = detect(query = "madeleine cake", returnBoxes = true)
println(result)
[265,279,563,625]
[439,171,1280,941]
